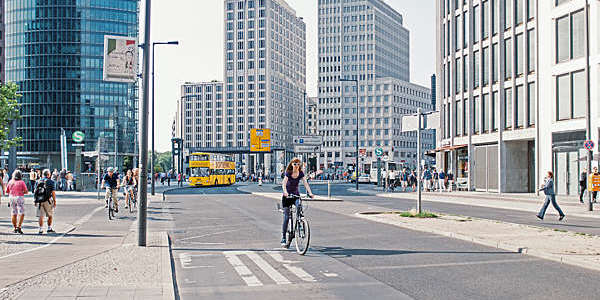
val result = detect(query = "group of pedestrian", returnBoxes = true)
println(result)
[50,168,75,191]
[383,167,455,193]
[579,167,599,203]
[1,169,56,234]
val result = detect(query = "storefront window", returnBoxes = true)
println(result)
[457,148,469,178]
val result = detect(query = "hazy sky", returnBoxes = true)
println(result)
[144,0,435,151]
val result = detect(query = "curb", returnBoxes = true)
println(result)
[354,213,600,273]
[160,231,176,300]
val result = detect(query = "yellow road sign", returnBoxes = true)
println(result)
[250,128,271,152]
[590,174,600,192]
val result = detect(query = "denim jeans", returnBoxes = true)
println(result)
[282,198,301,239]
[538,195,564,218]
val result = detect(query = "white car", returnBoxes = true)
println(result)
[358,174,370,184]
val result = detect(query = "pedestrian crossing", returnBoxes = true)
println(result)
[179,250,320,287]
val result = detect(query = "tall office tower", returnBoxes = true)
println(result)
[318,0,426,171]
[223,0,306,174]
[306,97,318,136]
[435,0,600,195]
[178,81,225,150]
[6,0,139,169]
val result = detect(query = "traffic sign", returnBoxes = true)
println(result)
[72,131,85,143]
[294,145,321,153]
[293,136,323,146]
[375,148,383,157]
[250,128,271,152]
[584,140,595,151]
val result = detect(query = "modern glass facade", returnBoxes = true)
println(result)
[5,0,139,168]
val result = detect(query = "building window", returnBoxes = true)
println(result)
[483,93,490,133]
[527,82,536,126]
[515,33,523,76]
[527,29,536,73]
[527,0,534,20]
[457,99,463,136]
[482,47,489,86]
[473,5,480,43]
[492,43,498,83]
[473,51,480,88]
[516,85,524,128]
[473,96,480,134]
[504,0,512,30]
[492,0,499,35]
[482,1,489,39]
[556,10,584,63]
[557,70,585,120]
[454,15,459,51]
[555,0,571,6]
[515,0,524,25]
[504,87,512,129]
[455,58,461,94]
[492,91,498,131]
[504,38,512,80]
[463,56,469,92]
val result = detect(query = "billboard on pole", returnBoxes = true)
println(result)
[103,35,138,83]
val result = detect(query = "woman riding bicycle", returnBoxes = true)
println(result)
[123,170,137,209]
[281,158,314,247]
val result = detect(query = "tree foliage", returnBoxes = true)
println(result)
[0,83,22,150]
[148,151,173,173]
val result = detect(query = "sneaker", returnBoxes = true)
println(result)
[280,238,286,247]
[16,228,23,234]
[13,228,18,233]
[559,215,565,221]
[105,204,108,208]
[38,228,44,234]
[536,215,543,220]
[47,228,56,234]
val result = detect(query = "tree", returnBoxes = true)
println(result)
[0,83,22,150]
[148,151,172,173]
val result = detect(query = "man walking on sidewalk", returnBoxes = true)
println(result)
[35,169,57,234]
[536,171,565,221]
[580,168,587,203]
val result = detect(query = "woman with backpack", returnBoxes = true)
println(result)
[6,170,28,234]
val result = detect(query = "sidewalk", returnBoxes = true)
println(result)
[0,195,175,300]
[351,188,600,219]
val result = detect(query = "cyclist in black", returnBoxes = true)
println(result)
[102,167,120,212]
[281,158,314,247]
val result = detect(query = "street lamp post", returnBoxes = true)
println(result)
[151,40,178,196]
[340,78,359,191]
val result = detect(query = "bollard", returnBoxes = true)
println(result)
[328,180,331,200]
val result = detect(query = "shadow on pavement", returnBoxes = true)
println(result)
[311,246,515,258]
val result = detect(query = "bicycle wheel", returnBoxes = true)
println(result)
[129,195,134,213]
[108,197,113,220]
[295,217,310,255]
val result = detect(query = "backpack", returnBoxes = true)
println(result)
[34,180,51,203]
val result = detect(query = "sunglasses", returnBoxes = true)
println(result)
[292,163,300,166]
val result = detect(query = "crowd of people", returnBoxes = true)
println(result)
[381,167,455,193]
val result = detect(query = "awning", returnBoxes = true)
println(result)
[430,144,468,153]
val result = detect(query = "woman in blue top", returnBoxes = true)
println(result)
[536,171,565,221]
[281,158,314,247]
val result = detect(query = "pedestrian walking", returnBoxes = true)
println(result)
[579,168,587,203]
[167,170,172,186]
[6,170,28,234]
[35,169,57,234]
[591,167,599,203]
[438,169,446,192]
[59,169,67,191]
[2,168,9,193]
[536,171,565,221]
[177,173,182,187]
[29,169,37,191]
[447,171,454,192]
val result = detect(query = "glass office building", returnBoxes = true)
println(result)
[5,0,139,169]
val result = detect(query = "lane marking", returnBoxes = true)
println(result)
[224,252,263,287]
[0,206,104,260]
[244,251,291,285]
[179,242,226,245]
[323,272,339,277]
[179,229,239,241]
[361,258,541,270]
[266,251,316,282]
[178,253,216,269]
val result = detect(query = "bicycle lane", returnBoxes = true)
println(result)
[0,197,135,292]
[167,191,413,300]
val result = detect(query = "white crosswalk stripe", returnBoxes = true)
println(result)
[223,250,317,286]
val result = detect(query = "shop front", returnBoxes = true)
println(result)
[552,131,587,196]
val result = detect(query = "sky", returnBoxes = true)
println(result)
[143,0,436,152]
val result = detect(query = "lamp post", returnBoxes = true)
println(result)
[139,0,151,247]
[151,40,178,196]
[340,78,359,191]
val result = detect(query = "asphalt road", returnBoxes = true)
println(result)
[166,185,600,300]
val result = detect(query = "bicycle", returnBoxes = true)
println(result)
[124,185,136,213]
[106,187,117,220]
[279,194,311,255]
